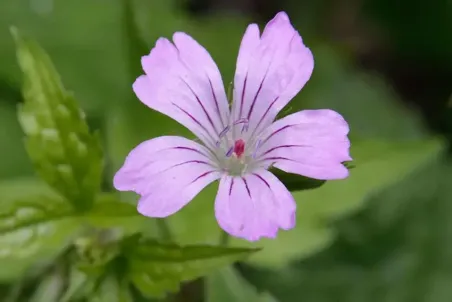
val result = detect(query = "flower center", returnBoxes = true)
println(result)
[214,119,262,176]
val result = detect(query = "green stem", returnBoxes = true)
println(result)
[219,230,230,246]
[5,279,23,302]
[156,219,173,241]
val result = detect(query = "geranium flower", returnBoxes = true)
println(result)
[114,12,351,241]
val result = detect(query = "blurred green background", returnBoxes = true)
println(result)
[0,0,451,301]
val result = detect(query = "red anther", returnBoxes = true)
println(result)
[233,139,245,158]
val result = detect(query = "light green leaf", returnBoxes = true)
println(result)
[0,177,58,202]
[168,139,443,268]
[60,267,92,302]
[0,195,80,281]
[125,239,257,298]
[206,266,278,302]
[11,28,103,211]
[30,270,64,302]
[91,274,134,302]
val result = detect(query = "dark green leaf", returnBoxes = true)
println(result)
[206,266,278,302]
[300,45,427,140]
[271,168,326,191]
[11,28,103,211]
[0,195,80,281]
[241,157,452,302]
[167,139,443,269]
[125,239,257,298]
[0,100,32,179]
[121,0,149,83]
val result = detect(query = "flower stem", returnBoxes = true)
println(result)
[219,230,230,246]
[156,219,173,241]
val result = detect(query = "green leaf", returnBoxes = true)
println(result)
[83,194,149,236]
[30,270,64,302]
[241,157,452,302]
[271,168,326,191]
[125,239,257,298]
[0,195,80,281]
[121,0,149,83]
[206,266,278,302]
[11,28,103,211]
[60,267,92,302]
[0,177,57,202]
[91,274,134,302]
[167,139,443,269]
[0,100,32,179]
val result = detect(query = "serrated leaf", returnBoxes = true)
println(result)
[0,195,81,281]
[125,240,257,298]
[11,28,103,211]
[206,266,278,302]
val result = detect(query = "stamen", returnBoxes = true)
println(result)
[241,123,249,133]
[252,139,261,158]
[219,125,230,137]
[225,147,234,157]
[216,125,231,146]
[233,118,248,126]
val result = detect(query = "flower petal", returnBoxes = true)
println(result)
[232,12,314,137]
[114,136,221,217]
[214,170,296,241]
[256,109,351,180]
[134,34,229,149]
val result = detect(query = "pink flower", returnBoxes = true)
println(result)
[114,12,351,241]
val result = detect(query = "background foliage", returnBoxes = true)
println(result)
[0,0,450,301]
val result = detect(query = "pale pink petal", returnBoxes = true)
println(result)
[232,11,314,137]
[134,35,229,149]
[214,169,296,241]
[114,136,221,217]
[256,109,351,180]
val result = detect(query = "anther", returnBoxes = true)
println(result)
[233,118,248,126]
[216,125,231,146]
[225,146,234,157]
